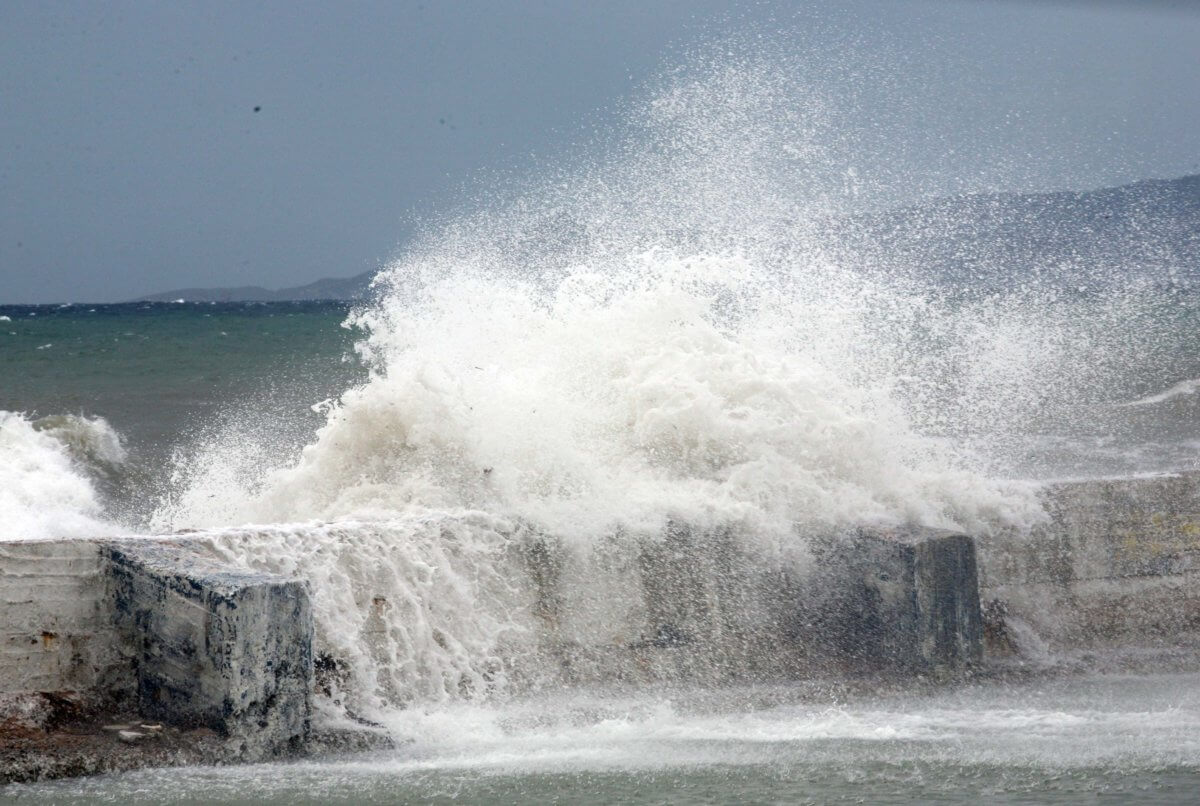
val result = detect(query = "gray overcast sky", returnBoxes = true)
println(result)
[2,0,1198,304]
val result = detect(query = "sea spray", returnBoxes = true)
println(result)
[193,515,536,720]
[247,251,1041,536]
[158,43,1046,537]
[156,246,1046,720]
[152,43,1071,717]
[0,411,125,540]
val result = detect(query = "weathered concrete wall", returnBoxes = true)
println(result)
[0,540,126,699]
[980,471,1200,651]
[511,523,809,687]
[8,470,1199,779]
[631,523,807,682]
[520,521,980,684]
[106,540,313,759]
[814,527,983,674]
[0,537,313,762]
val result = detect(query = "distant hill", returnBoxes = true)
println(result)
[137,174,1199,302]
[826,174,1200,293]
[137,270,375,303]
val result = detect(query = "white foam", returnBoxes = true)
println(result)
[0,411,121,540]
[269,256,1033,538]
[359,673,1200,774]
[195,516,536,717]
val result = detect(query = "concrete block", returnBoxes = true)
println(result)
[978,472,1200,650]
[0,539,123,696]
[632,522,806,682]
[519,522,810,686]
[817,526,983,673]
[103,540,313,759]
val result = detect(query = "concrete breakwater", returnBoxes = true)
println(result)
[0,524,982,782]
[981,472,1200,654]
[2,471,1198,783]
[0,538,315,782]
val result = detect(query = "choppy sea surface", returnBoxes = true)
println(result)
[0,301,361,465]
[0,301,364,536]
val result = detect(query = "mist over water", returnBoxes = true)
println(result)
[13,673,1200,804]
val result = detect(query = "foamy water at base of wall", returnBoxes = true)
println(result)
[8,672,1200,804]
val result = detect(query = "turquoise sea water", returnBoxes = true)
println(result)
[0,301,363,457]
[1,301,365,525]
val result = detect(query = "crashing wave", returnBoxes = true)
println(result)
[0,411,124,540]
[139,39,1112,719]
